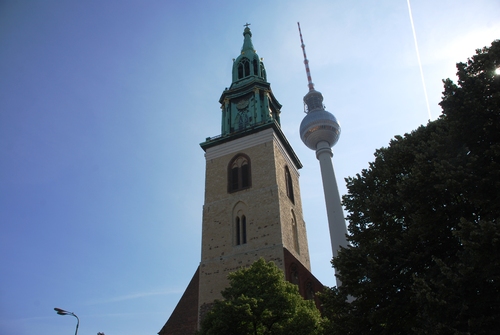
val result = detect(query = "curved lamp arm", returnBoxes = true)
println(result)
[54,308,79,335]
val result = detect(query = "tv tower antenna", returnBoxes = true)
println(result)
[298,22,315,92]
[297,22,348,286]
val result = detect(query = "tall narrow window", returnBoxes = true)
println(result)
[238,58,250,79]
[260,62,267,80]
[244,59,250,77]
[236,216,241,245]
[253,58,258,76]
[238,63,244,79]
[241,164,249,188]
[228,154,251,193]
[241,215,247,244]
[285,166,295,203]
[235,215,247,245]
[292,210,300,254]
[233,202,248,246]
[231,166,239,190]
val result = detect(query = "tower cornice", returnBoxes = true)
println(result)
[200,122,302,170]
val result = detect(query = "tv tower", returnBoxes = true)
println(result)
[297,22,348,286]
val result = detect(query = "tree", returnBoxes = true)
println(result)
[197,258,323,335]
[321,40,500,335]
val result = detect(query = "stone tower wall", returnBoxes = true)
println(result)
[198,128,311,309]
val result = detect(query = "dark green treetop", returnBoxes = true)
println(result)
[197,258,324,335]
[320,40,500,335]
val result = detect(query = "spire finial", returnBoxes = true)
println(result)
[297,22,315,92]
[241,23,254,53]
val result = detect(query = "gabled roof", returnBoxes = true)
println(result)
[158,267,199,335]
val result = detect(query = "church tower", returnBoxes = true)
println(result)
[159,26,322,335]
[198,24,313,313]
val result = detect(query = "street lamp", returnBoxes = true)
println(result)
[54,307,79,335]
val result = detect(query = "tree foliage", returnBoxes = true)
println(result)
[197,258,323,335]
[321,40,500,335]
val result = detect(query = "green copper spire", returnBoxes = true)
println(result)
[212,25,280,137]
[201,25,299,169]
[200,25,284,147]
[241,24,255,53]
[231,24,267,85]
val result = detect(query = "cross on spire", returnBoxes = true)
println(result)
[244,23,251,28]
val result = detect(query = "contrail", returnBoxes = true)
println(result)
[407,0,432,120]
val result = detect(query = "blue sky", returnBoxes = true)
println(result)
[1,1,498,334]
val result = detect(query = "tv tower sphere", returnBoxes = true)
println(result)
[299,89,341,151]
[297,22,348,286]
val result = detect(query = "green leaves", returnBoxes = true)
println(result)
[323,40,500,335]
[198,259,323,335]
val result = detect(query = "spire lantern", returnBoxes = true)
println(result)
[231,24,267,85]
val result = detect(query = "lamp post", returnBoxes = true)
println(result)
[54,307,79,335]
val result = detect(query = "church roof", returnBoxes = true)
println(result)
[158,267,199,335]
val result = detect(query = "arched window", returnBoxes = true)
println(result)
[235,215,247,245]
[238,63,244,79]
[244,60,250,77]
[260,61,267,80]
[233,202,248,246]
[228,154,251,193]
[253,58,258,76]
[285,166,295,203]
[237,58,250,79]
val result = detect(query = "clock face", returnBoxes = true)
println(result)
[236,98,249,110]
